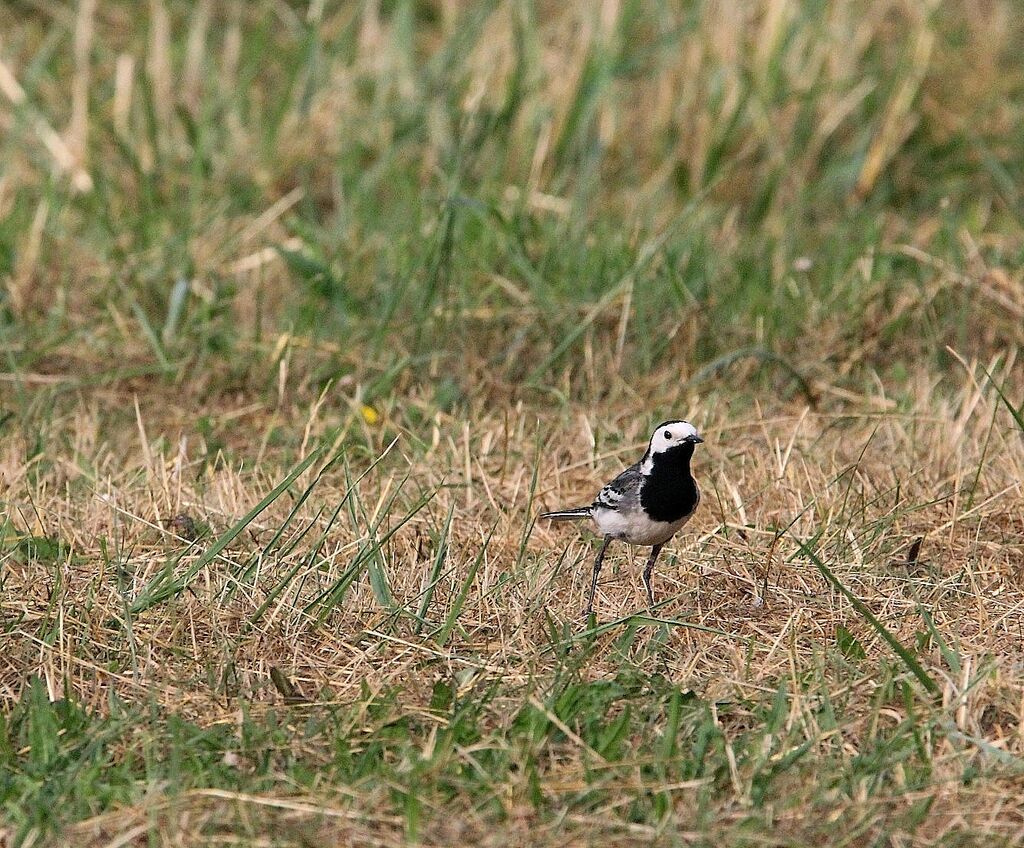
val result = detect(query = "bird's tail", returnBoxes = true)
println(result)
[539,507,592,521]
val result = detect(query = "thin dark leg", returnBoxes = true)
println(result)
[642,544,663,609]
[585,537,613,618]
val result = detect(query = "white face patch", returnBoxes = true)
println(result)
[640,420,701,473]
[648,421,699,454]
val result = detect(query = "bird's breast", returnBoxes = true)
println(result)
[591,506,691,546]
[639,463,699,524]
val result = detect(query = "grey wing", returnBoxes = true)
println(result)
[593,463,642,513]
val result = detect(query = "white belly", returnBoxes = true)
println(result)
[591,507,691,546]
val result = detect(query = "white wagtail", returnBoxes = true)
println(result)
[541,420,703,618]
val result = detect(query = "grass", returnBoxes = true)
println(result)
[2,0,1024,845]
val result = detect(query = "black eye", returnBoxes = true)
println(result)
[663,431,672,439]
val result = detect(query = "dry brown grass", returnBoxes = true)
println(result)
[3,355,1024,845]
[3,0,1024,844]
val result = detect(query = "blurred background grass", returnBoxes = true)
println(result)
[2,0,1022,407]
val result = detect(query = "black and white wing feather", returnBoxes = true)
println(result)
[540,462,642,522]
[592,463,642,513]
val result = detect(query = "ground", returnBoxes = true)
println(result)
[2,2,1024,846]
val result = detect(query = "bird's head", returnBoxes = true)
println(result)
[647,420,703,456]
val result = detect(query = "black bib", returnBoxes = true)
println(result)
[639,444,699,523]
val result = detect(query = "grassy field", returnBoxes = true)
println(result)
[2,1,1024,845]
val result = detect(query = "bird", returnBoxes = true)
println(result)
[540,420,703,619]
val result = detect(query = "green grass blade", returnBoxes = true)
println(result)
[130,448,324,614]
[792,534,939,696]
[514,428,542,573]
[308,486,438,620]
[256,453,340,557]
[917,605,962,677]
[129,300,171,371]
[435,519,498,645]
[366,548,394,609]
[351,472,416,611]
[161,277,190,345]
[415,501,455,634]
[245,499,346,631]
[981,363,1024,435]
